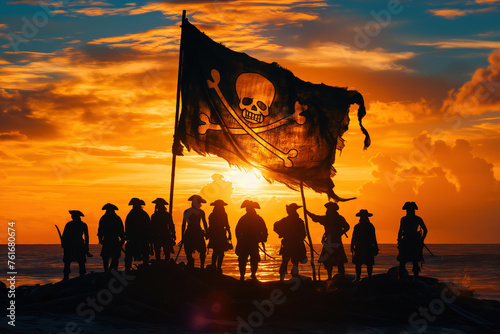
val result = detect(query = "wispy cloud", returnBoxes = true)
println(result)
[280,43,416,71]
[428,6,496,19]
[415,39,500,49]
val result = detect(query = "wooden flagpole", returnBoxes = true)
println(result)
[169,10,186,215]
[300,181,317,281]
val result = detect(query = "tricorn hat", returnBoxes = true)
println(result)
[324,202,339,211]
[69,210,84,217]
[152,198,168,205]
[356,209,373,217]
[286,203,302,211]
[241,200,261,209]
[102,203,118,211]
[188,194,206,203]
[129,198,145,206]
[402,201,418,210]
[211,199,228,207]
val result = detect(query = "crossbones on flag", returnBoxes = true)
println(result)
[175,20,370,201]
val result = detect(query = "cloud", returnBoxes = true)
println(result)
[415,39,500,49]
[428,7,496,19]
[357,134,499,243]
[366,100,431,125]
[442,49,500,115]
[0,131,28,141]
[0,89,59,139]
[280,43,416,71]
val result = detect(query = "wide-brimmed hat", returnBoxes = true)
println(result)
[69,210,84,217]
[102,203,118,211]
[286,203,302,211]
[188,194,206,203]
[356,209,373,217]
[402,201,418,210]
[324,202,339,210]
[152,198,168,205]
[211,199,228,207]
[241,200,261,209]
[129,198,145,206]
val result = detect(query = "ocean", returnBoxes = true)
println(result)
[2,244,500,301]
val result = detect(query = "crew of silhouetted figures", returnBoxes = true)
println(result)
[61,198,428,282]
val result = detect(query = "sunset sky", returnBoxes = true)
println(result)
[1,0,499,245]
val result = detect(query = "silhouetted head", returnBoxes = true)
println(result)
[189,194,206,209]
[356,209,373,222]
[402,201,418,215]
[102,203,118,212]
[152,198,168,211]
[324,202,339,213]
[69,210,84,221]
[241,200,260,214]
[211,199,227,214]
[286,203,302,215]
[129,197,145,209]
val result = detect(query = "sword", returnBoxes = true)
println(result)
[424,243,435,256]
[55,225,63,248]
[55,224,93,257]
[258,243,277,260]
[174,241,184,262]
[304,239,321,256]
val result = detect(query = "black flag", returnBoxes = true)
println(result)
[176,19,370,200]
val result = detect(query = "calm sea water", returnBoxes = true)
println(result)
[1,244,499,300]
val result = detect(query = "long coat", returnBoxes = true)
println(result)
[309,211,349,267]
[351,220,378,265]
[207,209,231,252]
[62,220,89,263]
[274,213,307,263]
[98,211,125,259]
[125,208,151,259]
[151,210,175,253]
[235,212,267,259]
[398,215,425,263]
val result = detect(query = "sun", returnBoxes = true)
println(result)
[227,169,265,190]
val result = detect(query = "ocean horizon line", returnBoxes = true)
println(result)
[2,243,500,246]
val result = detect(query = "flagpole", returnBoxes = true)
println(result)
[169,10,186,215]
[300,181,317,281]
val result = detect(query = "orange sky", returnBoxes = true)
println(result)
[0,0,499,244]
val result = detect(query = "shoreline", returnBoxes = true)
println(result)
[2,260,500,333]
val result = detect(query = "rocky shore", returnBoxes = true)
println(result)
[1,261,499,333]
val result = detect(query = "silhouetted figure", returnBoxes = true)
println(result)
[235,200,268,281]
[398,201,427,280]
[124,198,151,272]
[181,195,209,269]
[98,203,125,272]
[307,202,350,279]
[351,209,378,280]
[274,203,307,281]
[62,210,89,280]
[207,200,232,273]
[151,198,176,261]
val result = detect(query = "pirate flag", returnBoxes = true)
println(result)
[175,19,370,200]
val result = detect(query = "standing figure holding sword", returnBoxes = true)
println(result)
[59,210,90,280]
[306,202,350,279]
[235,200,268,281]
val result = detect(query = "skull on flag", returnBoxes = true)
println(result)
[236,73,275,124]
